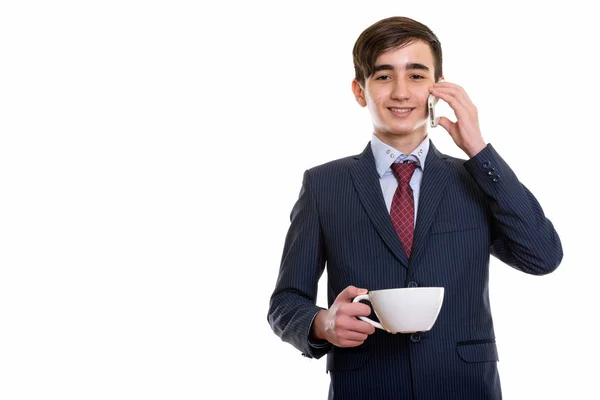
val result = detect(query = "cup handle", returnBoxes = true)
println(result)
[352,294,384,330]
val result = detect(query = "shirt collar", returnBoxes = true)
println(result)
[370,133,430,178]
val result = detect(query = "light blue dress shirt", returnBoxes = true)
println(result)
[370,134,430,223]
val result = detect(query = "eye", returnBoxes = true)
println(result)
[410,74,425,80]
[375,75,391,81]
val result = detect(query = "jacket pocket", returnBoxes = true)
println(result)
[326,349,369,372]
[456,340,499,363]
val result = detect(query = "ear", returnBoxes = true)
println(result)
[351,80,367,107]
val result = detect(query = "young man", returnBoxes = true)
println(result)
[267,16,562,400]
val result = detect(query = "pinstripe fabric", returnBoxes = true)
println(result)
[268,141,563,400]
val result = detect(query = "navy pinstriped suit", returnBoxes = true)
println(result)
[268,140,562,399]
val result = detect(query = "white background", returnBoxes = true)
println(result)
[1,1,598,399]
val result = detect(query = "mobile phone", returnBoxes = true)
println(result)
[428,94,440,128]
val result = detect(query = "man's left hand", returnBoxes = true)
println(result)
[429,82,487,158]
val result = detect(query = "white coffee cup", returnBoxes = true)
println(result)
[352,287,444,334]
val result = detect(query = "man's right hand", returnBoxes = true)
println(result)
[311,285,376,347]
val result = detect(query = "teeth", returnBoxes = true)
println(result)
[390,108,412,113]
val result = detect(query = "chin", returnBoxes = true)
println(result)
[385,125,422,136]
[387,130,415,136]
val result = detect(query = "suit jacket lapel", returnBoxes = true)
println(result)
[410,140,450,264]
[350,143,410,269]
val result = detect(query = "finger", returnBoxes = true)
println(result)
[339,302,372,317]
[430,86,470,109]
[432,81,465,94]
[431,84,475,107]
[429,87,463,110]
[337,285,368,303]
[432,81,461,90]
[347,319,377,335]
[430,88,476,125]
[437,116,455,134]
[337,329,369,342]
[336,316,377,334]
[337,339,366,348]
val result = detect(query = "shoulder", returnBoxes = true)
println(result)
[427,143,478,185]
[307,154,359,176]
[428,143,468,171]
[306,143,370,178]
[300,147,368,193]
[444,154,470,171]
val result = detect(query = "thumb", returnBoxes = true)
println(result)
[437,116,454,134]
[338,285,369,302]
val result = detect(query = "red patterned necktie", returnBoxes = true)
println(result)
[390,162,418,257]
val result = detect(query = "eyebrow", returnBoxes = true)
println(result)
[373,63,431,72]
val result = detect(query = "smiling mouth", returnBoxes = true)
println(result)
[388,107,414,115]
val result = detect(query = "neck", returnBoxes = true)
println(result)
[375,131,427,155]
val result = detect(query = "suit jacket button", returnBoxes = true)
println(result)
[410,333,421,343]
[408,281,418,288]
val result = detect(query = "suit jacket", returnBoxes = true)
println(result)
[268,141,562,400]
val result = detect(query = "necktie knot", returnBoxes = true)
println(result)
[391,162,417,185]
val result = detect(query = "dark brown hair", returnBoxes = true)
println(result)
[353,16,443,86]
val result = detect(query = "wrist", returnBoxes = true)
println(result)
[310,310,327,341]
[465,141,487,158]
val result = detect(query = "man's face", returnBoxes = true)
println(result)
[352,40,437,141]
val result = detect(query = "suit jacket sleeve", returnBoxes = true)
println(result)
[464,144,563,275]
[267,169,332,359]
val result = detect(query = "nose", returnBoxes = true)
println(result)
[390,79,411,101]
